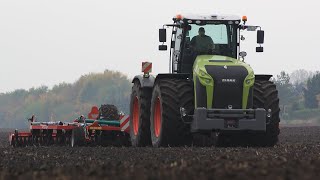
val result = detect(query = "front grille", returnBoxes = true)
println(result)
[205,65,248,109]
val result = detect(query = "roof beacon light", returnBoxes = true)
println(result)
[242,16,248,23]
[176,14,183,20]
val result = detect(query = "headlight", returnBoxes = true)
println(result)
[244,73,255,86]
[200,71,205,76]
[199,69,209,78]
[196,69,213,85]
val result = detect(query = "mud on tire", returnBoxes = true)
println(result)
[129,81,152,147]
[150,78,193,147]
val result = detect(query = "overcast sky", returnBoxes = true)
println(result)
[0,0,319,93]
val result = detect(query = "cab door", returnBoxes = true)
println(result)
[170,27,183,73]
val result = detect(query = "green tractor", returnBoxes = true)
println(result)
[130,14,280,147]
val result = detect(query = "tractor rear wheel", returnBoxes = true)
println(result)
[150,78,193,147]
[129,81,152,147]
[252,79,280,146]
[71,127,85,147]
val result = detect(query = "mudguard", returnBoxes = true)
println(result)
[132,74,191,88]
[132,75,155,88]
[255,74,273,81]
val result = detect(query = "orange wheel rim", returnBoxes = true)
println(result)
[154,97,162,138]
[133,97,140,135]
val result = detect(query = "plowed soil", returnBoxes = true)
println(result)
[1,126,320,180]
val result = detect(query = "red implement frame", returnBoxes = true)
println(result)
[9,113,130,146]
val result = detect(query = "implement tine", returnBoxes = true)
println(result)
[10,136,14,147]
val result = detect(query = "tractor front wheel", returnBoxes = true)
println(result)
[150,79,192,147]
[252,79,280,146]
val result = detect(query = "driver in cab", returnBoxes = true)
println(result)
[190,27,214,54]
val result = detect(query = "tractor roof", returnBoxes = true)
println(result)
[174,14,241,21]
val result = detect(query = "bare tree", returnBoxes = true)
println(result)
[290,69,314,85]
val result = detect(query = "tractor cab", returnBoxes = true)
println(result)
[159,14,264,74]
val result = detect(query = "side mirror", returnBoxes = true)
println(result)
[256,46,264,52]
[257,30,264,44]
[159,29,167,42]
[159,45,167,51]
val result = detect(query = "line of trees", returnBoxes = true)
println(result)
[0,68,319,128]
[0,70,131,128]
[273,69,320,121]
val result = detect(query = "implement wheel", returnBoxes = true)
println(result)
[98,104,120,120]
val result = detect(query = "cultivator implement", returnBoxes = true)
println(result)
[9,105,130,147]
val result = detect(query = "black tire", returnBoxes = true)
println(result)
[253,79,280,146]
[150,78,193,147]
[98,104,120,120]
[129,81,152,147]
[71,127,85,147]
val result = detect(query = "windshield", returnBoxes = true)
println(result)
[184,23,238,58]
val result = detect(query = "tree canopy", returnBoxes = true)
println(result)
[304,72,320,109]
[0,70,131,128]
[273,70,320,121]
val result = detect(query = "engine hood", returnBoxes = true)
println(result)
[193,55,253,73]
